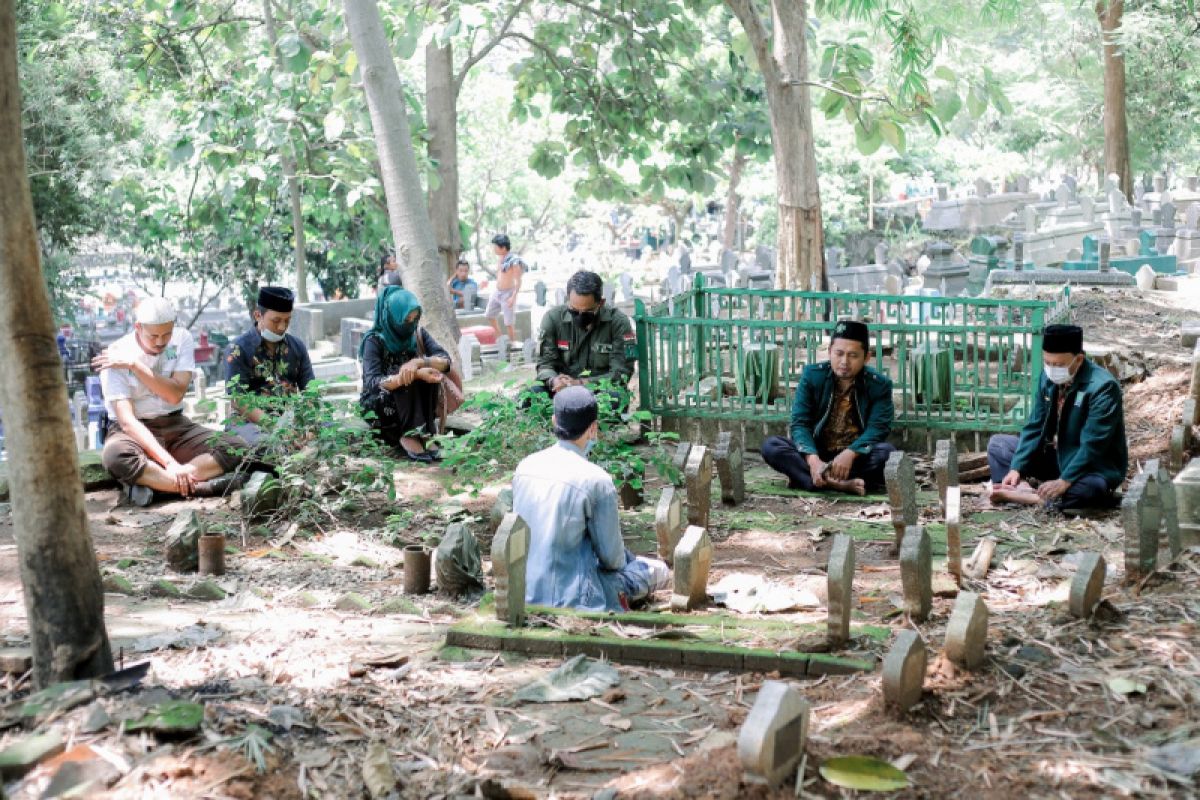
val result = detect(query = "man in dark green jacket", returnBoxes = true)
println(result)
[761,320,896,496]
[532,270,636,397]
[988,324,1127,510]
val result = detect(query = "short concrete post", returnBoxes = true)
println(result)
[944,592,988,670]
[737,681,810,787]
[885,451,917,553]
[899,525,932,622]
[684,446,714,529]
[492,513,530,628]
[670,526,712,612]
[654,486,684,564]
[827,534,855,648]
[882,630,926,714]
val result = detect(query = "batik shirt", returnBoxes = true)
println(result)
[818,383,863,453]
[224,328,315,398]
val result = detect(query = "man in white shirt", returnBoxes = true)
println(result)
[93,297,248,506]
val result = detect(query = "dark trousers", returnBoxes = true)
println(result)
[986,434,1116,510]
[761,436,895,492]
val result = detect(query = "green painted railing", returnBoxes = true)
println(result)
[633,275,1071,434]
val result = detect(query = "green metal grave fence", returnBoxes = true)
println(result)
[633,275,1071,434]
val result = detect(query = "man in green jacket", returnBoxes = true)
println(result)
[988,324,1127,510]
[532,270,636,400]
[761,320,896,496]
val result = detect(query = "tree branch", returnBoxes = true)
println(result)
[454,0,529,98]
[724,0,774,83]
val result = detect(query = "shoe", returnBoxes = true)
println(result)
[193,471,250,498]
[402,449,434,464]
[125,484,154,507]
[427,447,443,462]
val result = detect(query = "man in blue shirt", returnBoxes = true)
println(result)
[987,324,1127,510]
[512,386,669,612]
[761,320,896,496]
[224,287,315,445]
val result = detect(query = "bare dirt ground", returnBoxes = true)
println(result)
[0,290,1197,798]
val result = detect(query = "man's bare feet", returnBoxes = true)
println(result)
[826,477,867,496]
[988,485,1042,506]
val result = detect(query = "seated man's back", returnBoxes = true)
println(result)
[511,386,668,612]
[513,441,624,611]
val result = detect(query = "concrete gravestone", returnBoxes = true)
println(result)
[1068,553,1106,618]
[1149,459,1182,558]
[934,439,958,511]
[685,445,714,529]
[885,451,917,552]
[882,630,926,714]
[1175,459,1200,549]
[826,534,855,647]
[492,513,530,628]
[737,681,810,787]
[1122,471,1161,583]
[944,592,988,670]
[671,525,712,611]
[945,486,963,582]
[899,526,932,622]
[714,430,745,505]
[654,486,685,563]
[671,442,692,486]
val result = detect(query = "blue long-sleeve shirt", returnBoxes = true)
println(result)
[512,440,630,611]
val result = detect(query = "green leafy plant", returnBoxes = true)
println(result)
[435,378,677,494]
[433,379,556,493]
[224,377,396,531]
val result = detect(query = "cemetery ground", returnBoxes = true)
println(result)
[0,290,1197,798]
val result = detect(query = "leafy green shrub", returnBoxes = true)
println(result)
[434,378,677,493]
[225,378,396,529]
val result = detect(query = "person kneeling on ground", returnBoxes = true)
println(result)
[359,287,452,463]
[224,286,315,446]
[761,320,895,496]
[987,324,1127,511]
[95,297,249,506]
[513,386,670,612]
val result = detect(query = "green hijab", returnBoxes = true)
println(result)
[362,286,422,358]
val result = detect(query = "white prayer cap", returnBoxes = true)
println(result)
[135,297,177,325]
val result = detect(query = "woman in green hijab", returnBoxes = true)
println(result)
[359,287,452,462]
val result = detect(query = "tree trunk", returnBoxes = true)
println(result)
[262,0,309,302]
[1097,0,1131,199]
[426,37,461,279]
[0,0,114,688]
[726,0,824,291]
[344,0,458,349]
[721,148,746,252]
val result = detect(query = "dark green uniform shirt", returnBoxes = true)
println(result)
[535,304,636,389]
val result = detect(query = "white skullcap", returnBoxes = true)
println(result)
[135,297,177,325]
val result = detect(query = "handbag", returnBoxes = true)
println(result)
[416,331,465,429]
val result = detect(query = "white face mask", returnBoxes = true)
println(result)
[1044,365,1073,385]
[260,327,285,343]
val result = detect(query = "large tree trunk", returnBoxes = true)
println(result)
[262,0,308,302]
[0,0,114,688]
[721,148,746,252]
[426,38,461,279]
[345,0,458,349]
[1097,0,1131,199]
[726,0,824,291]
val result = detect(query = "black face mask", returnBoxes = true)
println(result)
[569,308,599,328]
[397,321,418,340]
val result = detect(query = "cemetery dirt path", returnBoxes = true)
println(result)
[0,289,1195,797]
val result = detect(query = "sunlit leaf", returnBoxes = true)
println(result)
[820,756,909,791]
